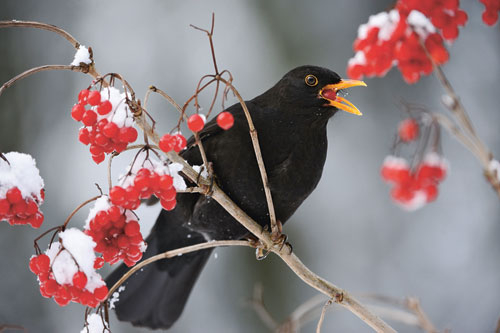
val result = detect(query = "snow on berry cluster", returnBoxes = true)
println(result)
[30,228,108,307]
[81,313,110,333]
[0,152,45,228]
[110,151,186,212]
[381,153,448,210]
[480,0,500,25]
[72,86,138,164]
[347,0,468,84]
[84,196,147,267]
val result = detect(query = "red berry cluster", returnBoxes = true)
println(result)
[110,167,178,212]
[0,187,44,228]
[398,118,419,142]
[347,3,464,84]
[480,0,500,25]
[29,253,108,307]
[72,88,138,164]
[186,111,234,133]
[397,0,468,40]
[159,133,187,153]
[381,154,447,210]
[85,201,146,267]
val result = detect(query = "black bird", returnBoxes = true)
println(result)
[106,65,366,329]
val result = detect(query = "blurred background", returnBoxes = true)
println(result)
[1,1,499,332]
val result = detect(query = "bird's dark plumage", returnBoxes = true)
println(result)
[106,65,365,329]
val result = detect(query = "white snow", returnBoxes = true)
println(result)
[396,190,427,211]
[489,159,500,182]
[383,155,409,169]
[423,152,449,171]
[46,228,106,292]
[71,45,92,66]
[357,10,400,41]
[348,51,367,66]
[98,87,134,128]
[0,152,44,200]
[407,10,436,39]
[80,313,110,333]
[109,285,126,310]
[192,165,209,180]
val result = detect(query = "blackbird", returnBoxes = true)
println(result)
[106,65,366,329]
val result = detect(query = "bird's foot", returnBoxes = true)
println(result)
[270,220,292,254]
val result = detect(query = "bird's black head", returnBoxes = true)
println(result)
[257,65,366,117]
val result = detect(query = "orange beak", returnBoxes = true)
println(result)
[319,79,367,116]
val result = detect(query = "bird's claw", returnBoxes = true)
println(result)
[270,220,292,254]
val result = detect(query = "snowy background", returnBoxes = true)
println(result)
[1,1,499,332]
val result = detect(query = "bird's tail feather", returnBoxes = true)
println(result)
[106,212,211,329]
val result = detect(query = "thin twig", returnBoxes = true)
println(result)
[0,65,82,98]
[0,20,80,47]
[62,195,101,230]
[106,240,253,297]
[406,297,438,333]
[247,284,278,331]
[316,299,333,333]
[218,77,278,235]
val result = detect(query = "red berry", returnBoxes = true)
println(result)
[0,199,10,215]
[78,89,89,104]
[398,119,419,142]
[87,91,101,106]
[160,198,176,211]
[71,104,86,121]
[159,175,173,190]
[187,114,205,132]
[124,220,140,236]
[107,206,122,221]
[37,254,50,273]
[82,110,98,126]
[119,127,138,143]
[93,285,109,301]
[92,153,105,164]
[160,187,177,202]
[102,122,119,138]
[159,134,174,153]
[95,211,109,226]
[110,186,126,205]
[97,100,113,115]
[94,257,105,269]
[43,279,59,296]
[79,128,91,145]
[6,187,22,204]
[29,256,40,274]
[125,186,139,202]
[217,111,234,130]
[26,199,38,215]
[173,134,187,152]
[117,235,130,248]
[72,271,88,289]
[31,212,44,228]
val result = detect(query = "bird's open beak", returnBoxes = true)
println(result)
[319,79,367,116]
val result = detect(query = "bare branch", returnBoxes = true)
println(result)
[106,240,253,298]
[0,20,80,48]
[0,65,82,99]
[316,298,333,333]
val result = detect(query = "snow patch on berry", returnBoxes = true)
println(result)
[0,152,44,200]
[71,45,92,66]
[85,196,112,229]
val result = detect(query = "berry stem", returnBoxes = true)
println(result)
[62,195,101,230]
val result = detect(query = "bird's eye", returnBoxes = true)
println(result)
[305,74,318,87]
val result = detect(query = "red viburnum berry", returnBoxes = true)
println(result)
[78,128,91,145]
[6,187,23,204]
[159,134,174,153]
[71,104,86,121]
[82,110,98,126]
[78,89,90,104]
[72,271,88,289]
[398,118,419,142]
[173,133,187,152]
[187,114,205,132]
[97,100,112,115]
[87,91,101,106]
[94,257,105,269]
[216,111,234,130]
